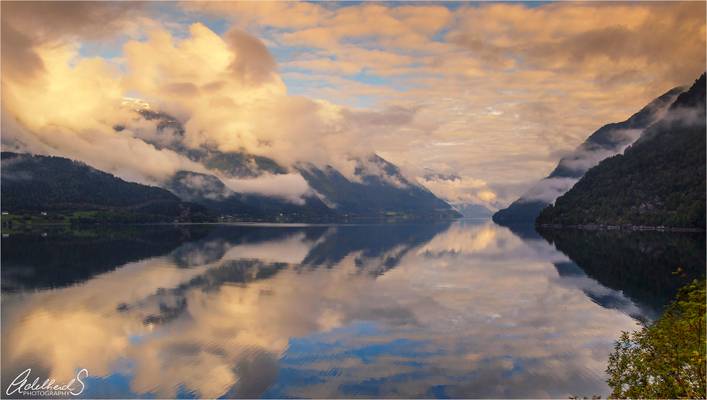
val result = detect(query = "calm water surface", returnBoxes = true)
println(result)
[2,221,704,398]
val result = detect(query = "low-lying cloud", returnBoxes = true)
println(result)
[1,2,703,205]
[418,173,498,208]
[554,128,643,175]
[521,177,580,204]
[0,14,399,201]
[221,174,313,205]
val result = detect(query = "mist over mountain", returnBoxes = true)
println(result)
[296,155,460,219]
[166,170,336,221]
[493,86,685,224]
[119,104,460,220]
[2,101,459,222]
[537,73,706,229]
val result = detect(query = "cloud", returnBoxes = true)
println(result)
[341,106,418,128]
[447,2,705,85]
[418,173,498,207]
[225,28,278,85]
[184,1,330,30]
[2,15,430,201]
[1,2,703,204]
[1,222,643,397]
[521,177,579,204]
[171,172,230,201]
[1,18,391,199]
[0,42,206,185]
[221,173,312,205]
[0,2,144,81]
[194,1,703,202]
[118,23,396,178]
[554,128,644,175]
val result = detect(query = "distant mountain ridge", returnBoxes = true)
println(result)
[166,170,336,221]
[537,73,706,229]
[493,86,685,224]
[116,104,460,220]
[296,154,460,219]
[1,152,211,222]
[1,103,460,222]
[452,203,494,219]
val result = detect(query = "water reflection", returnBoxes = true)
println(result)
[1,221,703,398]
[537,228,705,317]
[1,226,211,291]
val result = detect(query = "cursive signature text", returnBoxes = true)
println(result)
[5,368,88,397]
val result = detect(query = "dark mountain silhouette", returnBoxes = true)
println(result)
[120,105,459,221]
[297,155,460,220]
[166,170,336,222]
[1,152,211,222]
[537,73,706,229]
[493,86,685,224]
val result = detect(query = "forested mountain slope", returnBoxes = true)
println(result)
[537,74,706,229]
[1,152,211,222]
[493,86,684,224]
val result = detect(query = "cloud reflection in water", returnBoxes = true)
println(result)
[2,221,669,398]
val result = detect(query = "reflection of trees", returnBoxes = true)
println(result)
[495,222,543,241]
[553,261,647,320]
[2,222,451,293]
[538,228,706,313]
[1,226,211,291]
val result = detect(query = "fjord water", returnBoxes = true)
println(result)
[2,221,704,398]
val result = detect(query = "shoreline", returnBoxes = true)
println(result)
[0,218,461,232]
[536,223,705,233]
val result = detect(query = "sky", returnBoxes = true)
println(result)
[1,1,705,209]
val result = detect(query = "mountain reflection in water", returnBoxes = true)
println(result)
[2,221,704,398]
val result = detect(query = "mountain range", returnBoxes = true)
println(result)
[1,103,461,222]
[1,152,211,223]
[296,155,459,220]
[493,86,685,224]
[4,74,702,226]
[165,170,336,221]
[537,73,706,229]
[128,105,460,221]
[1,150,459,222]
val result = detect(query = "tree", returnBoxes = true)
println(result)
[606,280,706,398]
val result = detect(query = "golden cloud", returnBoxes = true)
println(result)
[1,1,703,207]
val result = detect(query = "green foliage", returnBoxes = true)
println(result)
[203,151,287,177]
[493,199,547,224]
[606,280,706,398]
[1,152,213,223]
[537,121,706,229]
[537,74,706,229]
[494,87,684,225]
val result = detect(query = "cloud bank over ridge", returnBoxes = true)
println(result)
[1,2,704,207]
